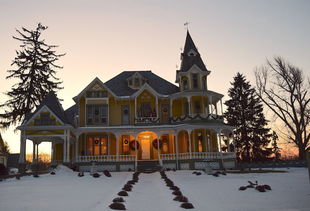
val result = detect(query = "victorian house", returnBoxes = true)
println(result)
[17,31,235,171]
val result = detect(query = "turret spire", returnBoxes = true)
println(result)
[179,30,208,72]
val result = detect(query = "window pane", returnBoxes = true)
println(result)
[94,137,100,155]
[192,74,198,88]
[87,137,93,155]
[100,136,107,155]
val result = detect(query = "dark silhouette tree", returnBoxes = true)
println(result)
[0,23,64,129]
[224,73,272,162]
[271,131,281,160]
[255,57,309,160]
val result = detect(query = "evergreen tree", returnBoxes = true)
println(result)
[224,73,272,162]
[271,131,281,160]
[0,23,64,129]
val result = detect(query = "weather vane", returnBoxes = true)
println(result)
[184,21,190,30]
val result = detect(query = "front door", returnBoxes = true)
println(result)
[161,104,170,123]
[141,138,151,159]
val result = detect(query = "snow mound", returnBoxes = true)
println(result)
[55,165,74,174]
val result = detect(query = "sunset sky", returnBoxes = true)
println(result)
[0,0,309,154]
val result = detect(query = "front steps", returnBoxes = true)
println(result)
[137,160,162,173]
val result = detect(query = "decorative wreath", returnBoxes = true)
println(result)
[152,139,163,149]
[129,140,139,151]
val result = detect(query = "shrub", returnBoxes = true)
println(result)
[239,186,247,191]
[128,168,132,172]
[93,172,100,178]
[118,191,128,196]
[16,175,21,180]
[212,172,219,177]
[180,202,194,209]
[263,185,271,190]
[0,164,8,176]
[172,168,176,172]
[103,170,111,177]
[127,180,135,185]
[50,171,56,175]
[255,185,266,192]
[122,185,132,192]
[172,190,182,196]
[113,197,125,203]
[170,186,180,191]
[174,196,188,202]
[78,172,84,177]
[195,172,201,176]
[109,202,126,210]
[246,185,254,188]
[166,168,171,171]
[33,173,39,178]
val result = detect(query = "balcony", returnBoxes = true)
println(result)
[135,117,160,125]
[170,113,223,123]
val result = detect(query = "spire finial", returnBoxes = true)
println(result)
[184,21,190,30]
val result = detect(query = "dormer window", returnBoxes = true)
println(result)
[134,77,140,87]
[192,73,199,89]
[183,79,188,90]
[188,49,197,57]
[127,73,146,89]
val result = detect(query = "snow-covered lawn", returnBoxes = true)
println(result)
[0,166,309,211]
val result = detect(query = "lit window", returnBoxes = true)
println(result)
[87,135,108,155]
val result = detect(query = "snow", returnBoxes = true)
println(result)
[0,166,309,211]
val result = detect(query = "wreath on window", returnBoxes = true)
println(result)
[129,140,139,151]
[152,139,163,149]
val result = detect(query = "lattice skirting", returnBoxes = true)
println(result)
[194,161,220,170]
[120,164,135,171]
[180,162,190,170]
[79,164,117,172]
[163,163,176,170]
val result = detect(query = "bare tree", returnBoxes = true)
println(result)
[255,57,310,160]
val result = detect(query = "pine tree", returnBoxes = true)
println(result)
[271,131,281,160]
[224,73,272,162]
[0,23,64,129]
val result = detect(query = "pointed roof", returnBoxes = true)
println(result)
[0,133,4,150]
[179,30,208,72]
[104,71,179,96]
[24,92,69,124]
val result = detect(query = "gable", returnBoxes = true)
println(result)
[25,106,64,126]
[74,77,116,102]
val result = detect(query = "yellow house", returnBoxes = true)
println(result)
[0,134,8,168]
[17,31,235,171]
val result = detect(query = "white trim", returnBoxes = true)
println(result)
[23,105,65,126]
[73,77,117,102]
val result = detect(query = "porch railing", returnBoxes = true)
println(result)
[135,117,160,124]
[160,152,235,160]
[77,155,135,162]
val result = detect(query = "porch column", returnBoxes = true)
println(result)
[18,132,26,163]
[217,129,224,169]
[135,97,137,119]
[209,95,213,115]
[75,134,79,162]
[36,143,39,162]
[220,99,223,115]
[115,133,120,157]
[63,135,67,163]
[32,141,36,163]
[66,130,70,162]
[155,95,158,119]
[174,132,179,170]
[51,142,54,163]
[187,96,192,116]
[169,98,173,118]
[156,133,162,166]
[134,134,138,171]
[215,102,218,115]
[187,129,192,159]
